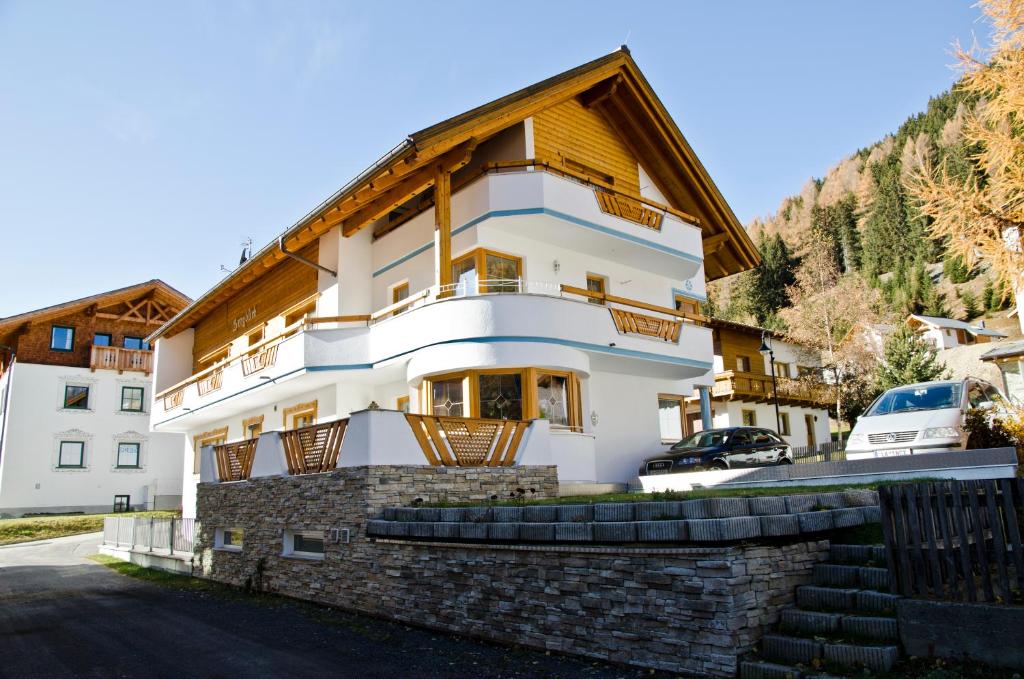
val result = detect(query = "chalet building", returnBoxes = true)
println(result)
[671,320,832,451]
[147,49,761,516]
[907,314,1007,350]
[981,339,1024,404]
[0,281,190,517]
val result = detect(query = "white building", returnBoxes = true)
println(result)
[0,281,190,517]
[907,314,1007,350]
[147,50,761,516]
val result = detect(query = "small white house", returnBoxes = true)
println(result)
[907,314,1007,350]
[0,281,190,517]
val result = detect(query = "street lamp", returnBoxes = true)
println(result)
[758,330,782,435]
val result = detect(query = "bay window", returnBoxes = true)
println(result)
[450,248,522,294]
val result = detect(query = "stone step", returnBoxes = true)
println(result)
[739,660,805,679]
[823,642,899,672]
[855,590,901,616]
[812,564,891,592]
[795,585,858,612]
[827,544,886,566]
[839,614,899,642]
[780,608,899,642]
[762,634,823,664]
[780,609,841,635]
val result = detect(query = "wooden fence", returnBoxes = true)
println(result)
[280,419,347,475]
[878,479,1024,604]
[792,441,846,464]
[405,414,529,466]
[213,439,258,482]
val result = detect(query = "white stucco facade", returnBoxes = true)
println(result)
[0,361,185,517]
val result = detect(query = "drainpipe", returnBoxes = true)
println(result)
[278,237,337,278]
[0,345,14,465]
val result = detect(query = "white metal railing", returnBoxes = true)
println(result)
[103,516,198,555]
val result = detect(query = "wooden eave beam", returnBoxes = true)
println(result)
[578,75,622,109]
[702,232,729,255]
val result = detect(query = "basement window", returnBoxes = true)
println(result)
[284,530,325,560]
[215,527,244,552]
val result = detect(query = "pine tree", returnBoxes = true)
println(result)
[740,233,797,325]
[877,326,950,390]
[983,278,997,311]
[961,290,981,319]
[943,255,972,284]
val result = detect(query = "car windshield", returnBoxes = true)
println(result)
[671,431,729,449]
[865,383,962,416]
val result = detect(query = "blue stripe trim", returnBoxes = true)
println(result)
[672,287,707,303]
[372,207,703,278]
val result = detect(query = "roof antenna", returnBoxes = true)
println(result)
[621,31,632,51]
[239,237,253,265]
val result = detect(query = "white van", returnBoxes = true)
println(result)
[845,378,1005,460]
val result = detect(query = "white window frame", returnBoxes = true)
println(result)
[283,529,325,561]
[215,527,244,552]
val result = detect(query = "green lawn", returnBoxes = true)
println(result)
[0,511,179,546]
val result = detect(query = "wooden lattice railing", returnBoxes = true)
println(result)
[163,388,184,411]
[609,308,681,342]
[196,368,224,396]
[594,190,663,230]
[280,419,348,475]
[213,439,258,482]
[405,414,529,466]
[241,343,279,377]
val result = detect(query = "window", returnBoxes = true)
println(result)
[93,333,112,347]
[216,527,244,551]
[736,355,751,373]
[243,415,264,439]
[283,400,318,429]
[284,296,318,327]
[116,442,141,468]
[121,386,144,412]
[478,372,523,420]
[51,325,75,352]
[797,366,816,378]
[123,336,150,351]
[779,412,791,436]
[537,373,572,428]
[674,295,700,316]
[391,282,410,305]
[284,530,325,559]
[193,427,229,474]
[197,346,230,373]
[774,362,790,378]
[752,430,775,445]
[658,395,686,442]
[731,430,752,445]
[430,378,466,417]
[586,274,607,305]
[246,326,264,349]
[741,409,757,426]
[58,441,85,468]
[396,395,410,413]
[64,385,89,410]
[451,248,522,294]
[113,495,130,512]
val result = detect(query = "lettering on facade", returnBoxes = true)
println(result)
[231,307,257,332]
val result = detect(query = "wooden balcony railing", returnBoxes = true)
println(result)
[280,419,348,475]
[710,370,833,407]
[241,343,279,377]
[196,368,223,396]
[90,345,153,375]
[405,414,529,466]
[214,439,258,482]
[163,388,184,411]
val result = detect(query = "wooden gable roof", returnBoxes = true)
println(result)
[154,48,759,340]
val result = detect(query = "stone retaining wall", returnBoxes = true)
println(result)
[196,466,841,677]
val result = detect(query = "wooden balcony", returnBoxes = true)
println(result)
[708,370,832,408]
[90,345,153,375]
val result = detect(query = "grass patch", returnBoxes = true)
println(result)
[87,554,220,591]
[424,482,887,507]
[0,510,179,546]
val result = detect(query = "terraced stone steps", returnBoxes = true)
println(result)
[740,544,901,678]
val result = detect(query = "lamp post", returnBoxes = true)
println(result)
[758,331,782,435]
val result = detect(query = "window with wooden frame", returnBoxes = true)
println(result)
[773,362,790,378]
[735,355,751,373]
[451,248,522,294]
[283,295,319,328]
[283,400,317,429]
[197,345,230,373]
[673,295,700,316]
[779,412,791,436]
[657,394,687,443]
[424,368,582,430]
[193,427,228,474]
[585,274,607,305]
[396,395,410,413]
[391,282,410,305]
[243,415,264,439]
[741,409,757,426]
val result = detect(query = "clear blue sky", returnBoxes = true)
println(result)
[0,1,989,316]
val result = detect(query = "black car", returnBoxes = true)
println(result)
[639,427,793,475]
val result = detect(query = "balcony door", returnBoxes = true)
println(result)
[451,248,522,295]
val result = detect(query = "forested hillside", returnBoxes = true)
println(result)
[711,85,1016,330]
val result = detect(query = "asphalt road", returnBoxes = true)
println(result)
[0,534,654,679]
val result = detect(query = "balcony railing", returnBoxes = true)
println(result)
[213,439,258,482]
[709,370,833,407]
[405,414,530,466]
[90,345,153,375]
[280,419,348,475]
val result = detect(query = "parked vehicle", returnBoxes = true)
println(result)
[639,427,793,475]
[845,377,1006,460]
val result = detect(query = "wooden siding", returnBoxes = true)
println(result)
[12,310,161,369]
[716,327,766,376]
[532,97,640,195]
[192,242,318,370]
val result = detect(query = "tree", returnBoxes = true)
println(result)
[962,290,981,319]
[943,255,972,284]
[911,0,1024,324]
[876,325,950,390]
[781,236,887,445]
[739,232,797,325]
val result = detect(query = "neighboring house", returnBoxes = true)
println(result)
[981,339,1024,404]
[146,49,761,516]
[907,314,1007,350]
[0,281,190,517]
[669,319,832,451]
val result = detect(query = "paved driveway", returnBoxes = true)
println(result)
[0,534,649,679]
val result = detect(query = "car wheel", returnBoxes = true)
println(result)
[777,457,793,465]
[710,460,728,471]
